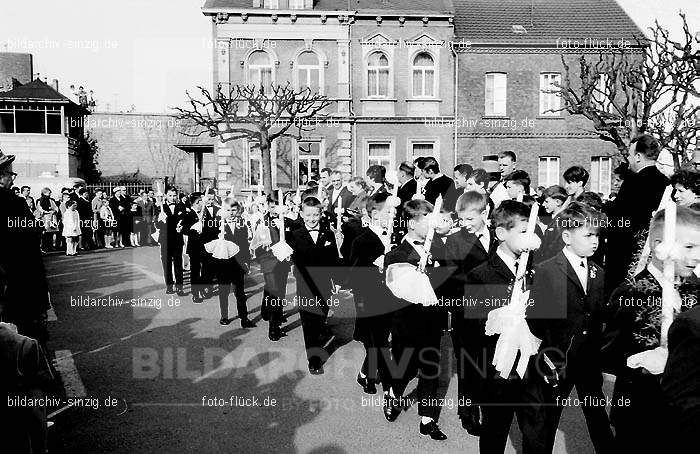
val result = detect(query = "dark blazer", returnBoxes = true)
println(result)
[662,306,700,438]
[339,215,365,260]
[181,208,204,256]
[445,227,498,299]
[397,178,417,207]
[156,202,186,248]
[442,184,463,213]
[218,219,251,273]
[326,186,355,211]
[288,224,341,300]
[424,174,454,205]
[466,254,537,379]
[200,205,220,244]
[529,252,606,374]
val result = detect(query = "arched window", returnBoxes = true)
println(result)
[248,50,273,94]
[367,52,390,97]
[296,51,322,93]
[412,52,435,97]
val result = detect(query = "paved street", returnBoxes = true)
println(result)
[43,246,608,453]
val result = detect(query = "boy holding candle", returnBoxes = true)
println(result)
[529,202,614,453]
[602,205,700,452]
[446,191,498,435]
[464,200,546,454]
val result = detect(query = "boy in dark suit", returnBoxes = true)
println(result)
[382,199,450,440]
[446,191,498,435]
[255,194,292,341]
[181,192,206,303]
[347,192,397,394]
[214,198,254,328]
[156,187,187,296]
[288,197,341,374]
[530,202,614,453]
[200,190,220,298]
[465,200,547,454]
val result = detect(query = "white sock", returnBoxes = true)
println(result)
[358,371,366,379]
[421,416,433,425]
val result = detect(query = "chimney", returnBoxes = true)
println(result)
[52,79,59,92]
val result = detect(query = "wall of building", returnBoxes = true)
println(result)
[85,112,194,189]
[0,133,72,178]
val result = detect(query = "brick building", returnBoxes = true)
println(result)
[453,0,643,196]
[200,0,644,197]
[0,52,33,92]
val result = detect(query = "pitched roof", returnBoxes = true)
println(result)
[203,0,452,14]
[453,0,645,45]
[0,78,73,102]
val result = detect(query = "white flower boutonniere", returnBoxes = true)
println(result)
[589,266,597,280]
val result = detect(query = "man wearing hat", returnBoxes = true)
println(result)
[0,149,51,343]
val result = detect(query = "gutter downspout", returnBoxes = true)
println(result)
[348,14,357,178]
[450,40,458,167]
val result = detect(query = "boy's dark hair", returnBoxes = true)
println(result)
[366,192,390,214]
[671,169,700,195]
[503,170,531,194]
[301,187,320,201]
[414,156,427,170]
[404,199,433,221]
[498,150,516,162]
[77,187,88,196]
[307,180,319,188]
[630,134,661,160]
[492,200,530,230]
[65,200,77,208]
[320,167,332,176]
[266,192,280,205]
[563,165,590,185]
[575,191,604,211]
[468,168,490,188]
[558,202,604,232]
[366,165,387,184]
[454,163,474,177]
[302,196,323,211]
[166,186,178,194]
[456,191,488,213]
[188,192,203,206]
[423,157,440,174]
[399,161,415,177]
[521,195,537,210]
[543,185,568,203]
[20,185,30,191]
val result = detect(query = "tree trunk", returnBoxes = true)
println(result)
[259,129,274,196]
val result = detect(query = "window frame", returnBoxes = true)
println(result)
[539,73,561,116]
[411,51,437,99]
[591,156,612,197]
[538,156,560,188]
[295,50,324,95]
[296,139,323,188]
[246,50,275,95]
[365,138,394,174]
[366,51,392,98]
[484,72,507,117]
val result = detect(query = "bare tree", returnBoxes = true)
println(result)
[550,12,699,169]
[175,82,332,194]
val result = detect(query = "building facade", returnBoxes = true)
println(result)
[199,0,642,197]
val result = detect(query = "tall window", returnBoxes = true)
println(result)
[591,156,612,196]
[288,0,305,8]
[368,142,391,168]
[248,51,273,94]
[296,51,321,93]
[248,142,263,188]
[593,74,612,113]
[412,142,435,159]
[367,52,390,97]
[539,73,561,115]
[412,52,435,98]
[298,140,321,186]
[538,157,560,187]
[262,0,279,8]
[485,73,507,116]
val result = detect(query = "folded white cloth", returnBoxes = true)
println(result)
[627,346,668,375]
[205,239,239,259]
[270,241,293,261]
[386,263,438,306]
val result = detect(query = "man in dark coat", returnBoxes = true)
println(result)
[156,187,186,296]
[423,157,454,205]
[0,151,51,344]
[604,134,669,296]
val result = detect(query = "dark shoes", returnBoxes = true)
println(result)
[460,406,482,436]
[176,286,187,297]
[268,324,283,341]
[192,294,203,304]
[219,318,231,325]
[308,361,324,375]
[166,286,175,295]
[420,420,447,440]
[241,318,257,328]
[383,394,401,422]
[356,374,377,394]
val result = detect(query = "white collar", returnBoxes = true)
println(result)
[562,246,587,269]
[368,221,388,238]
[496,247,518,276]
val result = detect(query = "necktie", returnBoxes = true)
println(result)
[580,260,586,269]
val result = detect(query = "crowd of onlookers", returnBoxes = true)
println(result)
[14,184,163,256]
